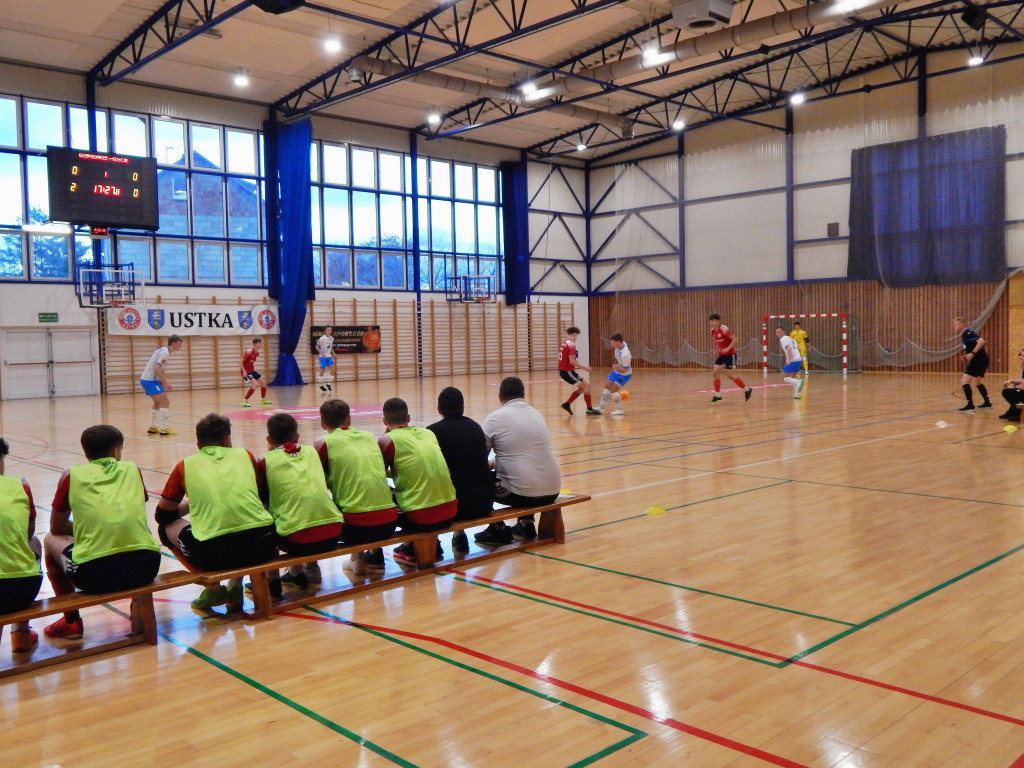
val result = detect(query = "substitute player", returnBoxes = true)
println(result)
[558,326,596,415]
[140,335,183,435]
[240,338,272,408]
[708,314,752,403]
[790,321,809,373]
[316,326,335,392]
[776,327,805,399]
[592,333,630,416]
[953,316,992,411]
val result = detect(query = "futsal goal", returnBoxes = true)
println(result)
[762,313,860,377]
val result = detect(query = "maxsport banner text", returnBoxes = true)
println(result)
[105,304,279,336]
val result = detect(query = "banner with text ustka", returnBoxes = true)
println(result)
[105,304,279,336]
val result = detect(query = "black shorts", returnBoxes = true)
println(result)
[63,547,161,594]
[714,354,736,369]
[455,491,496,521]
[494,486,559,508]
[559,369,584,386]
[0,573,42,613]
[965,351,989,378]
[176,524,278,570]
[277,535,339,557]
[244,371,262,381]
[340,520,399,546]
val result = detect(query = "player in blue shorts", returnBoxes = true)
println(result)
[139,335,182,435]
[316,326,335,392]
[776,327,804,399]
[592,333,631,416]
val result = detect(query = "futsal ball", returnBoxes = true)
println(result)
[619,390,630,401]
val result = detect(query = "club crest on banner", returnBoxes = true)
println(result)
[258,309,277,330]
[118,307,142,331]
[147,309,165,330]
[238,310,253,330]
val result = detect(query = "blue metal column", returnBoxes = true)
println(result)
[410,131,423,376]
[677,131,686,287]
[785,104,795,282]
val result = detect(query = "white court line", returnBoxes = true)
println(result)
[590,423,942,499]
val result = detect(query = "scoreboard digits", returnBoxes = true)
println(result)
[47,146,159,230]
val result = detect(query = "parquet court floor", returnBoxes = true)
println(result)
[3,369,1024,767]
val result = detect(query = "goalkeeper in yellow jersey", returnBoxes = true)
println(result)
[790,321,809,373]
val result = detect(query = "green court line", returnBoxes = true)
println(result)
[796,478,1024,509]
[783,540,1024,665]
[305,606,647,767]
[444,573,783,666]
[566,479,793,534]
[526,552,854,627]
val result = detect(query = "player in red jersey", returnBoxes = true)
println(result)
[708,314,752,403]
[240,338,272,408]
[558,326,597,415]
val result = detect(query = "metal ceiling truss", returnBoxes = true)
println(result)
[273,0,626,117]
[525,0,1024,159]
[90,0,251,84]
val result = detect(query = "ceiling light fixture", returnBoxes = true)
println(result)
[427,112,442,125]
[233,71,250,87]
[520,81,537,96]
[576,143,587,152]
[789,92,805,106]
[968,54,985,66]
[672,118,685,131]
[324,37,341,53]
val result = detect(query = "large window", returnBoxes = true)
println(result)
[0,94,502,291]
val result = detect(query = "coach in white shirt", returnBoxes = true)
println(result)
[474,376,561,546]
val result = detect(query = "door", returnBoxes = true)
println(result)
[1,328,99,399]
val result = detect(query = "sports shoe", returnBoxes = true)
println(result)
[147,426,160,434]
[392,542,418,567]
[586,408,603,415]
[343,552,367,576]
[159,427,178,435]
[242,579,283,600]
[610,409,624,416]
[793,394,802,400]
[560,402,573,415]
[241,400,251,407]
[999,409,1017,419]
[225,585,244,612]
[303,562,322,585]
[744,387,753,401]
[326,383,332,391]
[511,519,537,540]
[978,401,993,409]
[363,548,386,571]
[44,616,84,640]
[452,531,469,553]
[796,379,804,395]
[475,523,513,546]
[260,399,273,406]
[191,586,228,610]
[280,571,309,590]
[435,541,444,561]
[710,395,723,403]
[11,628,38,653]
[958,403,976,412]
[319,384,328,392]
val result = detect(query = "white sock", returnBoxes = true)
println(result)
[150,409,159,428]
[612,393,622,407]
[159,408,169,429]
[600,392,609,408]
[784,376,797,386]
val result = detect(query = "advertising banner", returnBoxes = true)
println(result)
[309,325,382,354]
[106,304,279,336]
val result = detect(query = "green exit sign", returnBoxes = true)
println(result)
[38,312,58,323]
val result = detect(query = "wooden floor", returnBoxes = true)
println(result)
[3,369,1024,767]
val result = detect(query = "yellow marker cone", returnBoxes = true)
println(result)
[1005,424,1018,433]
[561,489,573,496]
[645,505,667,516]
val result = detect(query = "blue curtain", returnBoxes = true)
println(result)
[848,126,1006,287]
[265,118,314,385]
[500,161,530,305]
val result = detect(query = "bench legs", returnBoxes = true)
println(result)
[131,594,158,645]
[537,509,565,544]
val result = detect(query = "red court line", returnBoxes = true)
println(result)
[284,610,810,768]
[452,570,1024,729]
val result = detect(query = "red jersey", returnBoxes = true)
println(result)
[558,339,578,371]
[242,347,259,374]
[711,325,735,353]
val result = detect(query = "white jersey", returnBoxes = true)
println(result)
[779,334,802,362]
[140,346,170,381]
[614,342,632,373]
[316,334,334,358]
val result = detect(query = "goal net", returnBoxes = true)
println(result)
[762,314,861,376]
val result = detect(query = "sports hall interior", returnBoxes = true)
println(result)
[4,1,1024,766]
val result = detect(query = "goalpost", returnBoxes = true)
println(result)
[762,313,860,377]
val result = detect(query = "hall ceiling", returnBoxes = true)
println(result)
[1,0,1022,161]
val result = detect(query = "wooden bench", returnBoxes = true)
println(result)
[198,493,590,618]
[0,570,198,679]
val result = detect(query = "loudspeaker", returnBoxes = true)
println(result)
[960,8,985,30]
[252,0,306,14]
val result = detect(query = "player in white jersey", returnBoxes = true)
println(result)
[592,333,631,416]
[776,327,804,399]
[315,326,335,391]
[139,335,183,435]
